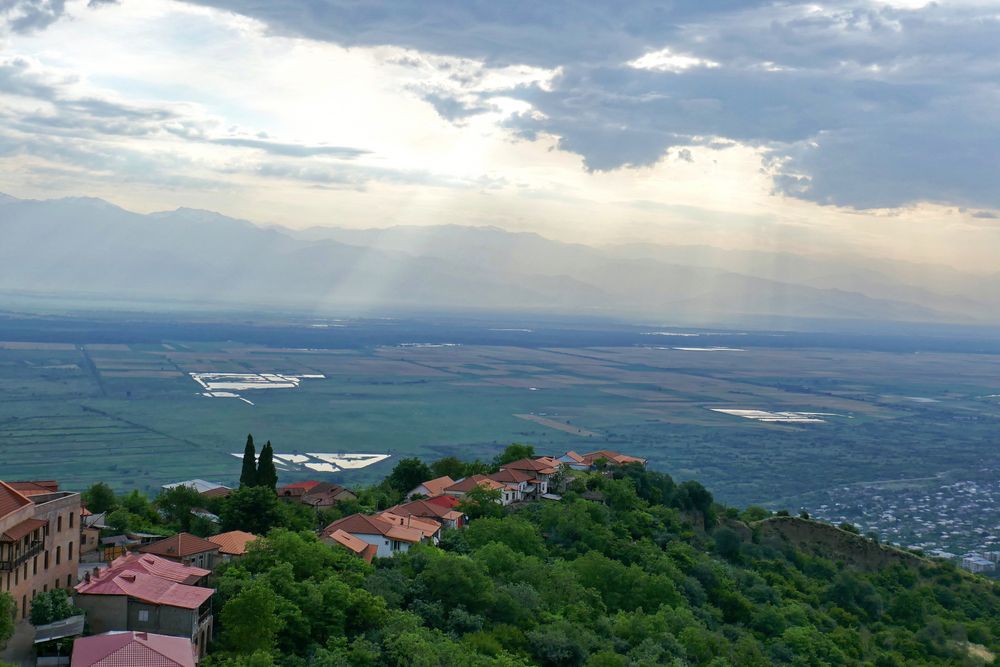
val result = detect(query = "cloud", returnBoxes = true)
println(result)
[0,0,66,33]
[211,137,368,158]
[180,0,1000,210]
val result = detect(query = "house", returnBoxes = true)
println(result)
[207,530,258,561]
[162,479,231,498]
[406,476,455,500]
[1,479,82,621]
[277,481,357,508]
[71,630,197,667]
[961,554,995,574]
[556,451,592,471]
[321,514,424,558]
[386,499,465,530]
[501,458,559,488]
[138,533,221,570]
[487,469,538,502]
[376,512,442,543]
[80,508,107,558]
[443,475,508,503]
[74,567,214,658]
[556,450,647,470]
[323,529,378,563]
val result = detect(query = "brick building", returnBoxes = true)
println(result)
[0,480,82,620]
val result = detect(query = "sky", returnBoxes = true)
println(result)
[1,0,999,271]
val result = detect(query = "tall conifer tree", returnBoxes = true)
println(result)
[256,440,278,490]
[239,433,257,488]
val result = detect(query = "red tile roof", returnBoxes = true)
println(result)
[75,570,213,610]
[106,553,210,585]
[207,530,258,556]
[0,481,32,521]
[377,512,441,539]
[71,631,196,667]
[138,533,220,559]
[488,468,534,484]
[424,495,462,509]
[280,481,321,492]
[444,475,505,494]
[502,458,558,475]
[7,480,59,496]
[1,517,47,542]
[389,499,463,523]
[582,450,647,466]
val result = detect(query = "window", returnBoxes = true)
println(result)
[138,610,149,622]
[68,542,74,561]
[44,551,49,570]
[33,556,37,575]
[69,513,74,529]
[66,574,72,587]
[57,515,62,532]
[55,546,61,565]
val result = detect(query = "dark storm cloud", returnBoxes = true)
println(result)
[180,0,1000,210]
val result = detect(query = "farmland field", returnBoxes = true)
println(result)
[1,311,999,539]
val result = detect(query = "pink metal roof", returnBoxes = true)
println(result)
[71,631,196,667]
[106,553,210,585]
[75,570,213,610]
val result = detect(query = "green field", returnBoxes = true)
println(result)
[2,337,999,507]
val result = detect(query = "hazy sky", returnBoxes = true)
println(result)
[2,0,999,270]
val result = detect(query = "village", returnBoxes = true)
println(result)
[0,449,646,666]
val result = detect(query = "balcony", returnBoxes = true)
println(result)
[0,540,44,571]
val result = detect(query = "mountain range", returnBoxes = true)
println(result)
[2,193,997,326]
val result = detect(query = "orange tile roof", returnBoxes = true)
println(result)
[323,514,423,544]
[377,512,441,539]
[0,481,32,520]
[7,480,59,496]
[414,476,454,497]
[138,533,220,559]
[582,450,647,465]
[207,531,258,556]
[390,499,463,522]
[325,529,376,563]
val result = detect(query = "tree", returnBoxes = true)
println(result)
[493,443,535,468]
[220,581,282,654]
[429,456,468,480]
[82,482,116,514]
[220,486,283,535]
[29,590,76,626]
[156,485,204,531]
[240,433,258,488]
[385,458,433,495]
[256,441,278,491]
[458,485,504,520]
[0,592,14,647]
[713,527,742,562]
[106,508,131,533]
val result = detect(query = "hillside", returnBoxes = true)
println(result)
[76,447,999,667]
[2,193,997,325]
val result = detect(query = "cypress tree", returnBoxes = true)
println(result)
[239,434,257,488]
[256,440,278,490]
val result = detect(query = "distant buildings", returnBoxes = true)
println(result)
[207,530,259,562]
[961,553,996,574]
[1,479,82,621]
[321,514,424,558]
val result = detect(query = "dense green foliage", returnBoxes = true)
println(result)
[28,590,77,626]
[0,592,14,647]
[240,433,258,488]
[201,459,999,667]
[257,440,279,491]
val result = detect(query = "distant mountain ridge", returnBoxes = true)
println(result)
[1,192,995,325]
